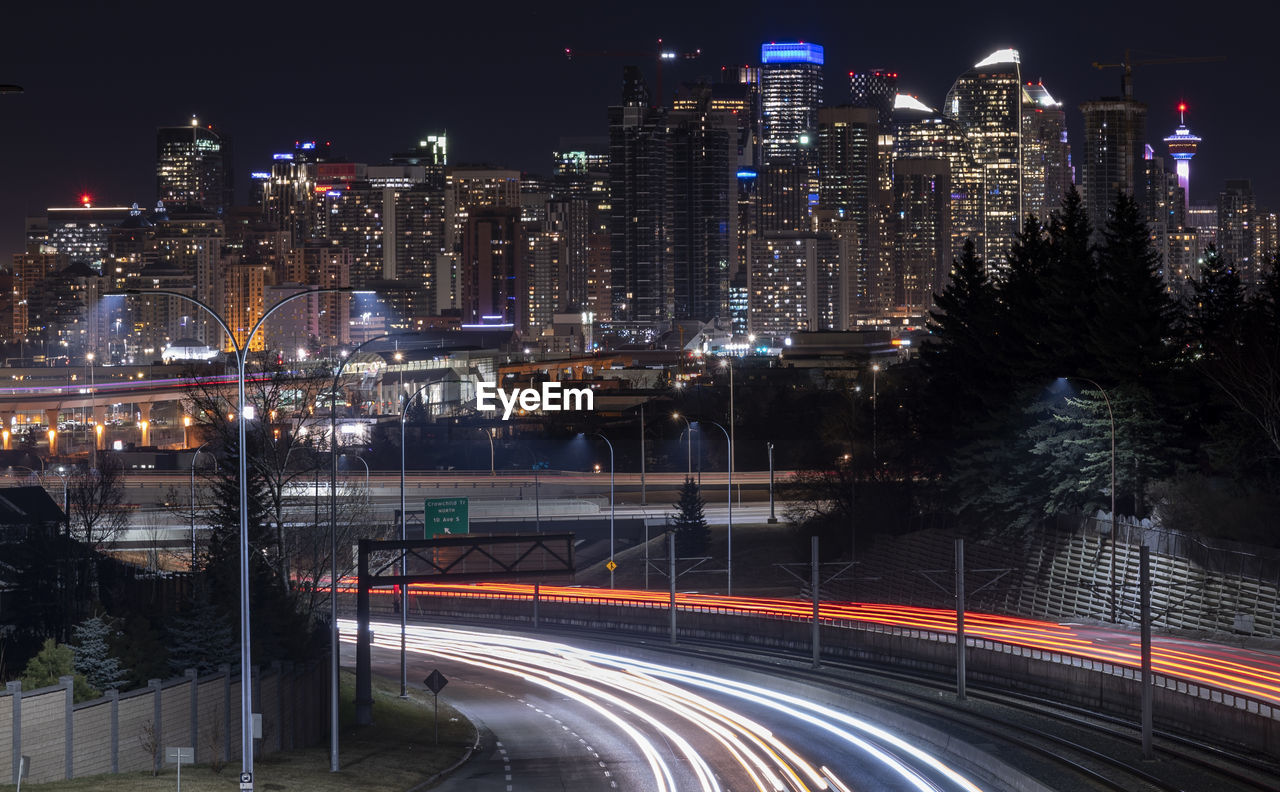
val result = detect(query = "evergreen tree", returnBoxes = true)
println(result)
[995,215,1053,378]
[70,615,127,691]
[20,639,98,702]
[1091,192,1177,384]
[672,477,709,556]
[1186,245,1245,356]
[166,593,236,675]
[110,615,170,689]
[1041,187,1101,374]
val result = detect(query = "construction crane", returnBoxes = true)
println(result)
[1091,49,1225,98]
[565,39,701,108]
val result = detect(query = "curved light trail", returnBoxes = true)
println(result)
[387,582,1280,705]
[342,620,986,792]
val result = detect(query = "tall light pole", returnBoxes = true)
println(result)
[767,442,777,523]
[399,378,450,696]
[86,352,96,470]
[588,433,615,588]
[720,359,735,504]
[1061,376,1118,623]
[871,363,880,462]
[112,286,351,792]
[189,441,213,571]
[700,420,733,595]
[339,453,369,491]
[672,413,692,476]
[476,428,495,476]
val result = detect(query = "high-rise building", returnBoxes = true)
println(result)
[944,49,1023,269]
[156,116,232,213]
[894,94,982,264]
[1164,103,1201,213]
[891,158,951,316]
[817,106,879,315]
[609,67,671,322]
[31,201,137,271]
[9,248,66,344]
[461,207,524,329]
[747,232,848,334]
[1080,94,1147,235]
[761,42,824,217]
[850,70,898,127]
[717,66,763,171]
[1021,81,1071,223]
[1219,179,1258,282]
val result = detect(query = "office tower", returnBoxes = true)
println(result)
[34,201,137,271]
[895,94,982,264]
[390,133,448,184]
[891,158,951,315]
[10,248,65,344]
[1219,179,1257,281]
[1139,150,1186,282]
[223,261,266,352]
[747,232,848,334]
[1186,204,1218,252]
[259,140,335,245]
[668,82,738,322]
[718,66,763,170]
[944,49,1023,269]
[1080,93,1147,235]
[460,207,524,329]
[301,245,351,346]
[156,116,232,213]
[445,167,521,253]
[524,228,567,334]
[1021,81,1071,223]
[850,69,898,127]
[609,66,671,322]
[1164,104,1201,213]
[761,42,824,223]
[1258,210,1278,267]
[153,212,224,349]
[817,106,880,317]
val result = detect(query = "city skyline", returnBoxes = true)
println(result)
[0,1,1270,258]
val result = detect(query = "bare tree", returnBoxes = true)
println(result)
[67,453,130,549]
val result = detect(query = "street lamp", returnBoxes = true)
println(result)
[698,420,733,596]
[476,428,495,476]
[871,363,881,462]
[767,442,777,524]
[339,453,370,492]
[720,359,735,502]
[1059,376,1118,623]
[672,413,692,477]
[586,433,615,588]
[109,285,352,792]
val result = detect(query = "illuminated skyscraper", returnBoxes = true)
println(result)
[760,42,823,220]
[155,116,232,213]
[850,69,898,127]
[817,106,879,315]
[894,93,982,264]
[1164,104,1201,212]
[747,232,848,334]
[1219,179,1257,282]
[1021,81,1071,223]
[891,158,951,316]
[944,49,1022,269]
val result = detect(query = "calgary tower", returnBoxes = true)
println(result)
[1163,102,1201,211]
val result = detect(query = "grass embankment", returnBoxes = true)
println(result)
[1,670,474,791]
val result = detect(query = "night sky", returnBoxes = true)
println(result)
[0,1,1269,258]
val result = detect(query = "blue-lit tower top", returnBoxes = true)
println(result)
[1163,102,1201,209]
[760,42,824,65]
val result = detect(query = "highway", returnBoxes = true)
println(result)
[348,620,986,792]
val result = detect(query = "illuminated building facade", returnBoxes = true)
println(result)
[761,42,823,222]
[1219,179,1258,282]
[155,117,232,213]
[461,207,524,330]
[891,158,951,315]
[850,70,898,127]
[302,244,351,346]
[1021,81,1071,223]
[944,49,1022,269]
[894,94,982,264]
[747,232,848,334]
[817,106,879,316]
[35,203,137,271]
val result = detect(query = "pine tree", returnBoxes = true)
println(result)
[166,593,236,675]
[672,477,709,556]
[995,215,1053,378]
[70,615,127,691]
[1186,245,1245,356]
[1041,187,1101,374]
[20,639,98,702]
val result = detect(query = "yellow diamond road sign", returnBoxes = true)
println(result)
[606,560,617,571]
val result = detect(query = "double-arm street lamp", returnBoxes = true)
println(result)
[110,286,351,792]
[1060,376,1118,623]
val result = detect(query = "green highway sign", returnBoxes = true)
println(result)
[424,497,469,537]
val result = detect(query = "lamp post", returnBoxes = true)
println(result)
[767,442,777,523]
[588,433,615,588]
[86,352,96,470]
[340,453,370,491]
[189,441,214,571]
[1061,376,1118,623]
[672,413,692,477]
[871,363,881,462]
[720,359,735,505]
[398,378,449,697]
[699,420,733,596]
[476,428,495,476]
[111,286,350,792]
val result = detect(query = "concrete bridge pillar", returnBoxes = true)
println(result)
[45,408,60,455]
